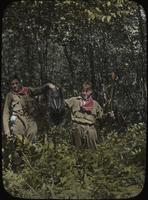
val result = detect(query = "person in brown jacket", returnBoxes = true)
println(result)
[3,75,55,143]
[65,81,114,150]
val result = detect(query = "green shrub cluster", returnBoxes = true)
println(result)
[2,123,146,199]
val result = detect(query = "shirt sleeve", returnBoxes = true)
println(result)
[3,93,12,133]
[65,97,74,109]
[96,102,104,119]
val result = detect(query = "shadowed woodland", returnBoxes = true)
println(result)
[1,0,147,199]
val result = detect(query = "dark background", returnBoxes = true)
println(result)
[1,0,147,126]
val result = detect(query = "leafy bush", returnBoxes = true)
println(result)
[2,123,146,199]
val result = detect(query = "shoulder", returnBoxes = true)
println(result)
[6,92,13,98]
[66,96,80,101]
[74,96,81,100]
[72,96,82,103]
[93,100,103,109]
[65,96,80,107]
[93,100,100,106]
[4,92,13,104]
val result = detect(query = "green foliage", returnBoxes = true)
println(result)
[3,123,146,199]
[2,2,146,198]
[1,0,146,123]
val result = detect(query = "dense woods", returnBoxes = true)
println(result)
[1,0,146,199]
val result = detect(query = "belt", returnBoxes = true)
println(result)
[12,110,24,116]
[13,110,30,116]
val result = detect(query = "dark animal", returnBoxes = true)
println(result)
[45,87,65,125]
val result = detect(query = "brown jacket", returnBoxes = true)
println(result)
[65,96,103,125]
[3,85,48,134]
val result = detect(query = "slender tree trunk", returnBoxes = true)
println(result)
[88,21,95,88]
[63,43,75,92]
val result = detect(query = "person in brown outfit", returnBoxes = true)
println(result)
[2,75,56,171]
[65,81,114,150]
[3,75,55,143]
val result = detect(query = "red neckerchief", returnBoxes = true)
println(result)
[80,91,94,112]
[12,87,29,95]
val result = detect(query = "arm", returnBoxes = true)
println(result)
[96,102,114,120]
[65,97,74,109]
[3,93,12,137]
[96,103,104,119]
[29,83,55,96]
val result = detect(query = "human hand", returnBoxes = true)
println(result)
[4,129,12,139]
[47,83,56,89]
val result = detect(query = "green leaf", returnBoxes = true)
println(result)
[107,16,111,23]
[60,176,67,184]
[63,0,71,5]
[111,13,116,18]
[102,16,106,22]
[95,7,101,12]
[107,1,111,7]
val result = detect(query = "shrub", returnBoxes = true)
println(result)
[2,123,146,199]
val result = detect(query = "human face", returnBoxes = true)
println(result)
[10,79,21,92]
[81,89,92,100]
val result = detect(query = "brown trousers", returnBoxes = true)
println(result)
[10,115,37,143]
[71,122,98,150]
[4,115,37,171]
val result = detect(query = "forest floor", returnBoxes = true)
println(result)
[2,122,146,199]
